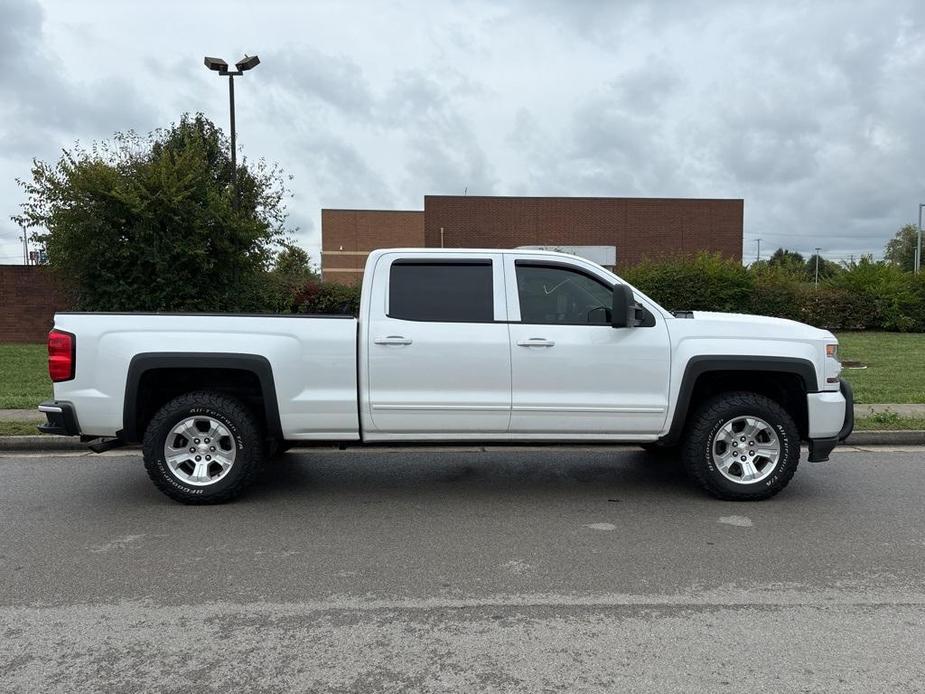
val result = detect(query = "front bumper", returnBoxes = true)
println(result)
[37,400,80,436]
[807,380,854,462]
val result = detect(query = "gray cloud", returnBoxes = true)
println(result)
[2,0,924,264]
[0,0,153,158]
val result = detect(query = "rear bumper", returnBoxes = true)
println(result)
[807,380,854,462]
[37,400,80,436]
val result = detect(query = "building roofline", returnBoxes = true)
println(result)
[423,194,743,203]
[321,208,423,214]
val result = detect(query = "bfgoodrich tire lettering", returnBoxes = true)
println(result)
[142,391,264,504]
[682,391,800,501]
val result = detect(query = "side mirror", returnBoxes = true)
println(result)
[611,284,639,328]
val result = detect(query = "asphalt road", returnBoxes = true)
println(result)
[1,445,924,693]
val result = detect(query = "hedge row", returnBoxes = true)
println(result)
[622,254,925,332]
[291,254,925,332]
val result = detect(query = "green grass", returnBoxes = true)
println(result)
[0,344,51,409]
[836,332,925,404]
[854,415,925,431]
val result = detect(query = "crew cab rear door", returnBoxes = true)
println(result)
[363,252,511,434]
[504,254,670,435]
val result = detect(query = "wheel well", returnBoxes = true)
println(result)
[688,370,809,439]
[131,368,267,442]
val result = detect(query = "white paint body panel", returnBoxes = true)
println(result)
[363,252,511,433]
[52,248,846,446]
[51,314,360,440]
[502,253,669,434]
[807,392,848,438]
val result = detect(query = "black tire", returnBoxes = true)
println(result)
[142,391,265,504]
[682,391,800,501]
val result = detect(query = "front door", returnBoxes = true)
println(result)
[505,256,671,435]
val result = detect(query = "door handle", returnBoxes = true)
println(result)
[374,335,413,345]
[517,338,556,347]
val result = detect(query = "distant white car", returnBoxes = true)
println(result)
[39,248,852,504]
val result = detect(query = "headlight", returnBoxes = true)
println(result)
[826,344,838,359]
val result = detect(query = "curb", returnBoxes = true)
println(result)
[843,430,925,446]
[1,432,924,452]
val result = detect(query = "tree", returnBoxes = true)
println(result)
[767,248,805,275]
[803,254,841,282]
[884,224,919,272]
[268,244,320,311]
[273,244,317,280]
[13,113,291,311]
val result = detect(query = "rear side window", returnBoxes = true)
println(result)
[389,261,494,322]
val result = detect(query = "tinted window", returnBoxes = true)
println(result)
[516,264,613,325]
[389,261,494,322]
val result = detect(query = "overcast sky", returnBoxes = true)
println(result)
[1,0,924,266]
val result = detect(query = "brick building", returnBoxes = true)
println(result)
[322,195,743,284]
[0,266,68,342]
[321,209,424,285]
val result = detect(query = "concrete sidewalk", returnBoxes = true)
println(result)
[7,403,925,423]
[1,409,44,422]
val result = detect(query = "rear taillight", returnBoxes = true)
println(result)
[48,329,75,382]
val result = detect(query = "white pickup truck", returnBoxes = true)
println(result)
[39,248,853,504]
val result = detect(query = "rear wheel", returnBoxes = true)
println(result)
[682,391,799,501]
[142,391,264,504]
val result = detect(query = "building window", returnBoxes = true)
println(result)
[389,261,494,322]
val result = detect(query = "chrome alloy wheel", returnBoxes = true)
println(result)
[163,416,236,486]
[711,415,781,485]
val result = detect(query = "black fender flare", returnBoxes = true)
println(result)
[122,352,283,443]
[660,355,819,446]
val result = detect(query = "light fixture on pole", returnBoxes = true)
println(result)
[204,54,261,205]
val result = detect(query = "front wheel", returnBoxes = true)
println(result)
[682,392,800,501]
[142,391,265,504]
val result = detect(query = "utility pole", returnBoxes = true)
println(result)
[755,238,761,264]
[917,203,924,274]
[20,225,28,265]
[204,55,261,206]
[814,247,821,287]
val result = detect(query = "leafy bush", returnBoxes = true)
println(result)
[621,253,924,332]
[622,253,754,313]
[796,286,873,330]
[827,258,925,331]
[293,281,361,316]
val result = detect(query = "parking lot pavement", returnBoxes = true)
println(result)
[1,446,924,693]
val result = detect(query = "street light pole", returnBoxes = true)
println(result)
[204,55,260,206]
[917,203,924,274]
[228,73,236,183]
[814,247,821,287]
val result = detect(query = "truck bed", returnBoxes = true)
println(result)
[49,313,361,440]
